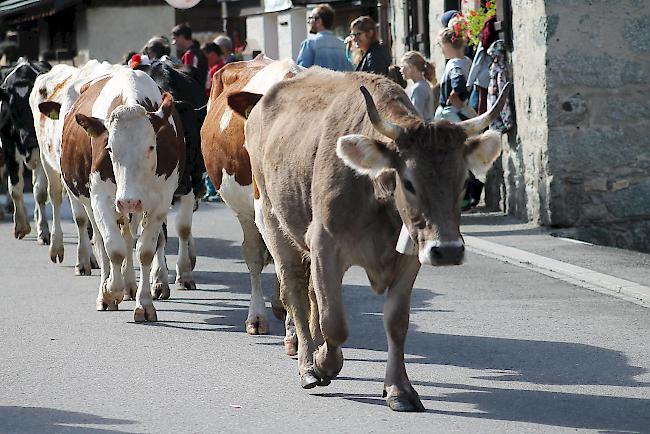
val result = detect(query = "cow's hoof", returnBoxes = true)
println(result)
[314,344,343,380]
[300,370,320,389]
[134,304,157,322]
[38,233,50,245]
[123,284,137,301]
[49,245,64,263]
[176,279,196,291]
[75,263,91,276]
[97,298,119,311]
[14,224,31,240]
[245,316,269,335]
[151,282,170,300]
[271,300,286,321]
[284,335,298,356]
[384,388,425,412]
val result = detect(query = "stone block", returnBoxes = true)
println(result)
[547,51,647,87]
[603,177,650,219]
[583,178,608,192]
[548,93,588,126]
[624,15,650,52]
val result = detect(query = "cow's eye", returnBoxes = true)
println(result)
[403,179,416,196]
[148,145,155,151]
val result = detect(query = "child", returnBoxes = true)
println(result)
[400,51,437,122]
[435,27,475,122]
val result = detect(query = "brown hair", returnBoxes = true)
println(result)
[350,16,379,44]
[401,51,436,85]
[313,4,335,30]
[439,27,465,50]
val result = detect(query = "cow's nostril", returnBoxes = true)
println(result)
[431,246,443,259]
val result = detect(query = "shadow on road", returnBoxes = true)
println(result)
[0,406,139,434]
[311,385,650,432]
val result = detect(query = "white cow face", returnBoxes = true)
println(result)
[76,92,175,214]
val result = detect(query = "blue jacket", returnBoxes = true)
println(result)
[296,31,353,72]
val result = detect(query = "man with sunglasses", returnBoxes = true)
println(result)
[296,4,353,71]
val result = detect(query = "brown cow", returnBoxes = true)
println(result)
[201,56,302,343]
[230,67,510,411]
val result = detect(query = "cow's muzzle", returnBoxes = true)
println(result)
[418,239,465,266]
[116,198,143,214]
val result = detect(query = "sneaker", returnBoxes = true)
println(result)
[205,193,222,203]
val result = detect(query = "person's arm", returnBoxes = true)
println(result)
[296,40,314,68]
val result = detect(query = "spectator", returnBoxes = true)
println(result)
[214,35,237,64]
[400,51,436,122]
[296,4,352,71]
[349,16,391,76]
[171,23,208,89]
[143,36,172,61]
[467,15,498,115]
[202,42,225,96]
[434,27,474,122]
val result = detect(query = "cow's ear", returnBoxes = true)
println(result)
[228,91,263,119]
[158,92,174,119]
[336,134,396,178]
[0,87,9,101]
[464,130,502,176]
[75,114,106,138]
[39,101,61,120]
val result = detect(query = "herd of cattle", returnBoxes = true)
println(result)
[0,55,510,412]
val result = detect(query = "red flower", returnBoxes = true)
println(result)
[470,10,477,16]
[486,1,492,7]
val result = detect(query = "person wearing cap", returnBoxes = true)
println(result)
[296,4,352,71]
[214,35,237,64]
[171,23,208,89]
[440,9,459,27]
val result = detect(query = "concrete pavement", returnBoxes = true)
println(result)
[0,196,649,433]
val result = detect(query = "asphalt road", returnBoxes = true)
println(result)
[1,197,649,433]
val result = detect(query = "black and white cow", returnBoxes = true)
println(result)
[0,57,51,242]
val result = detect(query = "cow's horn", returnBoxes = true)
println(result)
[457,82,513,136]
[360,86,404,140]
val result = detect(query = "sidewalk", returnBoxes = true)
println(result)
[461,210,650,307]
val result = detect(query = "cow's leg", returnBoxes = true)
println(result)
[151,229,170,300]
[261,206,317,387]
[382,254,424,412]
[8,159,30,239]
[309,277,325,348]
[69,192,94,275]
[174,193,195,290]
[42,160,64,263]
[120,222,138,301]
[309,224,346,383]
[83,204,112,310]
[134,215,164,322]
[238,216,269,335]
[150,228,168,296]
[90,189,125,311]
[31,161,50,245]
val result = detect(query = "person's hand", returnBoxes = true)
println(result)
[447,90,464,109]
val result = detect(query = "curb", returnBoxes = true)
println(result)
[465,235,650,307]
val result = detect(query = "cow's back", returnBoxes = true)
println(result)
[201,58,272,189]
[60,76,113,198]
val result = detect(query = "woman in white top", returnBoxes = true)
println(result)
[399,51,437,122]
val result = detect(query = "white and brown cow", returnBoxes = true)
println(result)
[201,56,302,340]
[229,68,510,411]
[30,60,119,274]
[55,68,185,321]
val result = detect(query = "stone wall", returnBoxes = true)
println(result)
[542,0,650,251]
